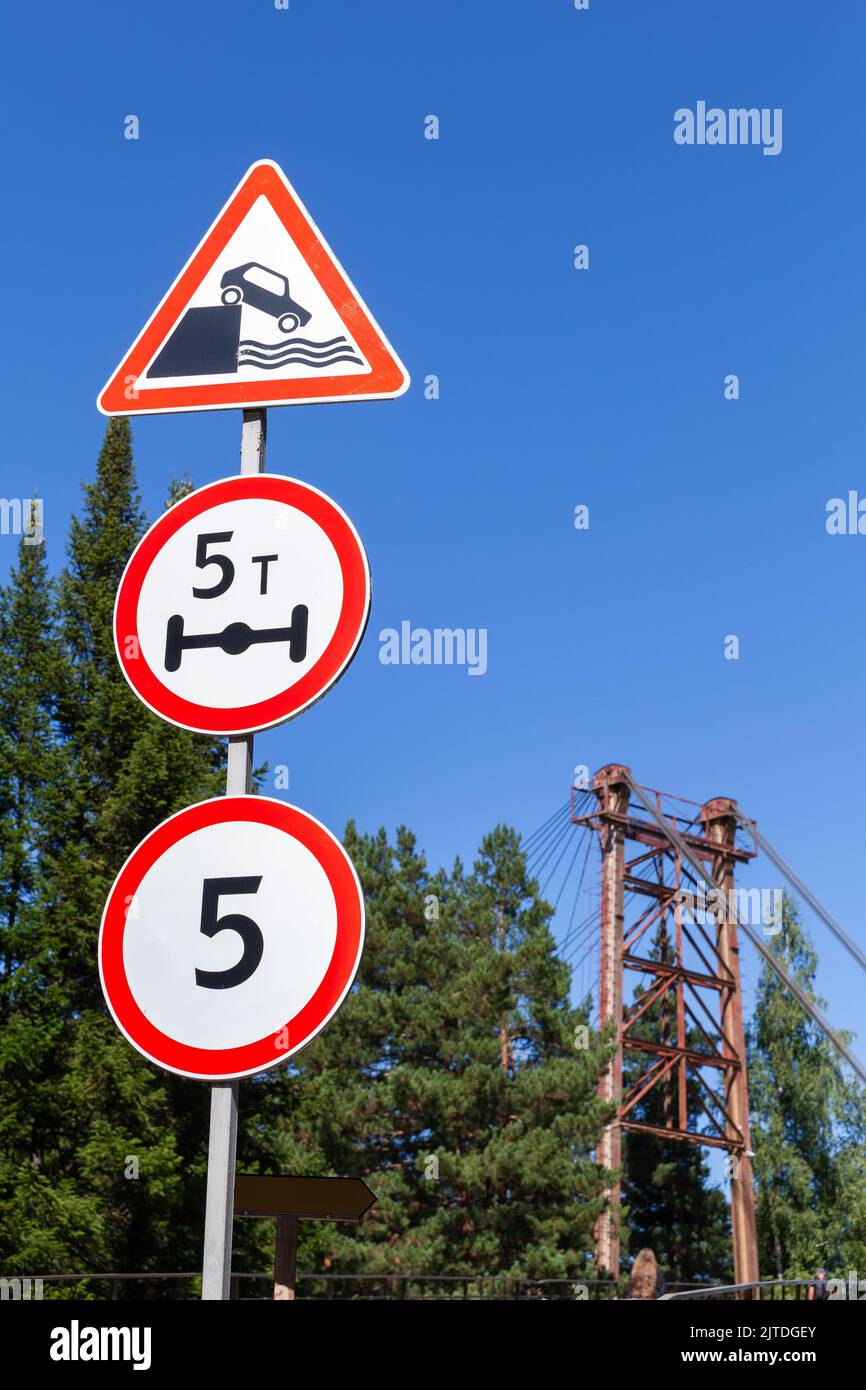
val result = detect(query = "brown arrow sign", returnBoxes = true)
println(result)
[235,1174,377,1222]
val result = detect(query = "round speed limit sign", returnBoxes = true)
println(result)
[98,796,365,1079]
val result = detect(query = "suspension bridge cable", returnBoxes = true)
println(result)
[559,837,601,947]
[527,817,574,883]
[561,924,598,972]
[552,831,589,913]
[559,898,598,957]
[561,902,598,950]
[522,801,571,852]
[563,831,593,928]
[522,800,575,850]
[624,770,866,1087]
[526,830,572,887]
[568,932,600,979]
[524,807,572,869]
[735,809,866,978]
[561,907,601,962]
[540,823,582,898]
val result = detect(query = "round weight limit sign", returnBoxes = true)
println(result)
[98,796,365,1080]
[114,474,371,735]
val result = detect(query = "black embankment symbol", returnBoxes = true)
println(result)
[150,305,242,378]
[164,607,310,673]
[148,261,362,379]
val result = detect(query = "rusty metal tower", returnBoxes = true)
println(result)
[574,764,760,1286]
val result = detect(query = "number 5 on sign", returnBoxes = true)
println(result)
[195,878,264,990]
[98,797,365,1080]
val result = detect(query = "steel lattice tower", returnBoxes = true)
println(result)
[574,764,760,1284]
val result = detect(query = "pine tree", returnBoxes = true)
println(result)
[265,821,614,1285]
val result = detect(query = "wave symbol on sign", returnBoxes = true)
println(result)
[237,335,364,371]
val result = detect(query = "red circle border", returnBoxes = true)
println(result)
[98,796,365,1079]
[114,475,370,734]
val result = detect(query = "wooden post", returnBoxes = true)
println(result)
[274,1215,299,1300]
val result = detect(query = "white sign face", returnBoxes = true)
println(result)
[125,820,335,1049]
[114,474,371,735]
[99,797,365,1080]
[97,159,409,415]
[138,197,373,391]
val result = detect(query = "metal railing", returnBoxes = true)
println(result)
[4,1273,709,1301]
[661,1279,817,1301]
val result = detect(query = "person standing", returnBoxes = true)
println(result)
[623,1249,667,1300]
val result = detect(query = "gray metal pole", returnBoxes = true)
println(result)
[201,1081,239,1300]
[201,409,267,1301]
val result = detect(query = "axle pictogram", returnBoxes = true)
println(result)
[164,608,310,673]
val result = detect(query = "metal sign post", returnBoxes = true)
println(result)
[201,1081,239,1300]
[202,409,264,1300]
[98,157,405,1309]
[101,403,368,1298]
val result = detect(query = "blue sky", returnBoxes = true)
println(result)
[2,0,865,1064]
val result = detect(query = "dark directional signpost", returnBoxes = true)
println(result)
[97,158,407,1300]
[235,1175,377,1300]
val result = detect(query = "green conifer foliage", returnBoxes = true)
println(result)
[748,895,866,1279]
[266,822,615,1283]
[0,422,229,1281]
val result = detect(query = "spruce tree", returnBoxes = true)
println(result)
[0,420,239,1284]
[748,895,866,1279]
[0,521,57,1022]
[45,421,225,1011]
[0,526,95,1271]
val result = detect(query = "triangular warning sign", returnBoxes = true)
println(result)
[98,160,409,415]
